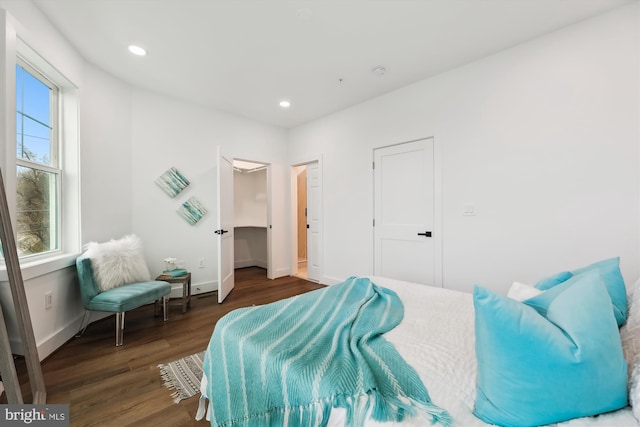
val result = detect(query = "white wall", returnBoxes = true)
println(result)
[130,90,290,294]
[234,169,267,227]
[234,169,268,269]
[234,227,268,269]
[80,64,134,243]
[288,3,640,293]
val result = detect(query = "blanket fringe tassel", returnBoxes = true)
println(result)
[197,390,452,427]
[354,390,453,427]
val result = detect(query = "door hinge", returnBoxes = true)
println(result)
[372,161,375,170]
[373,219,375,227]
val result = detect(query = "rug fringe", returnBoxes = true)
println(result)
[171,391,182,404]
[158,357,203,404]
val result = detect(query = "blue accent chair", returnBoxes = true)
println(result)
[76,254,172,346]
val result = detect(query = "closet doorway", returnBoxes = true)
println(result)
[233,159,271,279]
[291,160,322,283]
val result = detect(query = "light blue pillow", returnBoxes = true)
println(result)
[474,271,627,427]
[534,257,627,326]
[534,270,572,290]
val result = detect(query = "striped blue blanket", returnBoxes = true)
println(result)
[198,277,451,427]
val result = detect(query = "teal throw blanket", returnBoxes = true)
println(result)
[201,276,451,427]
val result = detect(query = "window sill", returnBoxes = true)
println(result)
[0,253,79,282]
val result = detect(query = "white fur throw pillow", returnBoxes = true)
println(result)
[83,234,151,292]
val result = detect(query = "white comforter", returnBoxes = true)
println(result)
[327,276,638,427]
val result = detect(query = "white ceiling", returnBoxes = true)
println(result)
[32,0,636,129]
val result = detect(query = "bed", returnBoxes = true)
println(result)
[198,258,640,427]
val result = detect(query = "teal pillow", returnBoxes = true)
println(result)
[534,257,627,326]
[534,270,572,290]
[474,271,627,427]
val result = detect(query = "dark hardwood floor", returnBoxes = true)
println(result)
[11,267,324,427]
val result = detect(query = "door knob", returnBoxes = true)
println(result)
[417,231,432,237]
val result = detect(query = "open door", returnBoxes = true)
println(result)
[216,147,234,303]
[291,157,322,282]
[306,161,321,282]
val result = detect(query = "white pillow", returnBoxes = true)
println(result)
[630,355,640,421]
[621,277,640,418]
[507,281,542,302]
[83,234,151,292]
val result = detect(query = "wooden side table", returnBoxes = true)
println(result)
[156,272,192,314]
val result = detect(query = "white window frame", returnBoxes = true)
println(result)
[0,36,81,280]
[15,57,62,260]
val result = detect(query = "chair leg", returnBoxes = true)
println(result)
[163,296,169,322]
[115,312,125,346]
[75,310,91,338]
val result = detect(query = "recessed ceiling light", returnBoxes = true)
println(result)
[279,100,291,108]
[128,45,147,56]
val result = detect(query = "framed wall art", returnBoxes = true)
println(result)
[155,167,190,198]
[177,197,207,225]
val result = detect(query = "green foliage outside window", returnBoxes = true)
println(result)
[16,164,57,255]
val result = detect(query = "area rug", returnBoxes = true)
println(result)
[158,351,205,403]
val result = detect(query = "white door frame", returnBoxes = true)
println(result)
[432,138,443,287]
[373,138,443,287]
[290,154,323,282]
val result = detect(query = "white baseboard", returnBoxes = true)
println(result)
[18,314,87,361]
[323,275,345,286]
[234,258,267,269]
[272,267,290,279]
[190,280,216,295]
[11,311,113,361]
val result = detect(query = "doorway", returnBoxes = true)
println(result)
[233,159,271,278]
[291,159,322,283]
[294,165,308,279]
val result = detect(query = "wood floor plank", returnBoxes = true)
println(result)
[9,268,323,426]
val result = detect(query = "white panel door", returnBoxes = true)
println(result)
[374,138,435,285]
[306,161,322,282]
[216,148,234,303]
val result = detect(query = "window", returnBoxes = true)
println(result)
[15,61,60,257]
